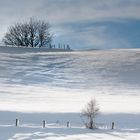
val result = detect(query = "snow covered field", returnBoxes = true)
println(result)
[0,46,140,139]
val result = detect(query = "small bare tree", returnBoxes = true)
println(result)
[81,98,100,129]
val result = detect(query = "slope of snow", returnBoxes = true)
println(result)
[0,46,140,139]
[1,126,140,140]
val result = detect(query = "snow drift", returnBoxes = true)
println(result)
[0,46,140,140]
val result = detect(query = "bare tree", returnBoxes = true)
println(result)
[37,20,52,48]
[3,18,52,48]
[81,98,100,129]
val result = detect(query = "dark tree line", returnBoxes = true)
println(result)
[51,44,71,50]
[3,18,52,47]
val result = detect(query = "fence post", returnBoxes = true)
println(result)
[43,120,46,128]
[15,118,19,127]
[66,121,70,128]
[111,122,114,130]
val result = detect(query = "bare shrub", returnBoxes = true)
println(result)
[81,98,100,129]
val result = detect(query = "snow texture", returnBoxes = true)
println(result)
[0,46,140,139]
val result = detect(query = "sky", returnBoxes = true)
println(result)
[0,0,140,50]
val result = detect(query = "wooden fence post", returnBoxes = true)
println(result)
[112,122,114,130]
[16,118,19,127]
[66,121,70,128]
[43,120,46,128]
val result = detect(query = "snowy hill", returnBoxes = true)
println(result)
[0,45,73,53]
[0,46,140,140]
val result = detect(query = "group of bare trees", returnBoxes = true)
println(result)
[3,18,52,47]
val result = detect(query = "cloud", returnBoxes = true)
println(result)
[53,19,140,49]
[1,0,140,24]
[0,0,140,49]
[37,0,140,23]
